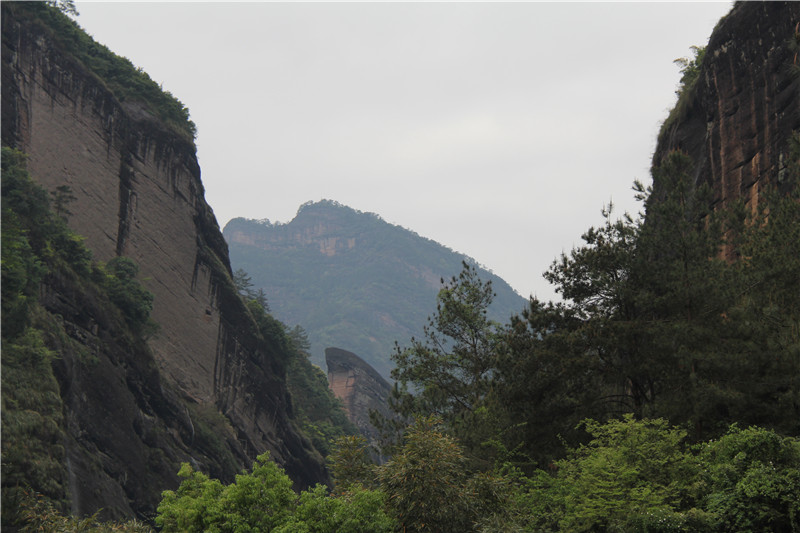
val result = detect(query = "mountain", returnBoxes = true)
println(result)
[224,200,529,379]
[1,2,330,522]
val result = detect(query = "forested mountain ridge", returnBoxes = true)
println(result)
[224,200,529,379]
[2,2,348,524]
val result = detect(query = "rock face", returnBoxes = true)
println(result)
[654,2,800,209]
[326,347,393,456]
[1,4,325,518]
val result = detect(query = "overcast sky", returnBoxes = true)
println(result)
[74,1,733,302]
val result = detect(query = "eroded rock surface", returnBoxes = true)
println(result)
[1,4,325,518]
[654,2,800,209]
[326,347,393,457]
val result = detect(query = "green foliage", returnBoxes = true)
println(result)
[44,0,78,17]
[274,484,394,533]
[659,45,706,144]
[16,490,152,532]
[285,325,358,457]
[552,415,703,532]
[157,454,295,532]
[157,453,396,533]
[1,327,67,509]
[100,257,156,334]
[698,426,800,531]
[673,46,706,98]
[328,435,376,492]
[7,2,196,141]
[50,185,77,221]
[234,268,270,311]
[387,261,505,456]
[491,148,798,472]
[186,403,241,479]
[378,416,475,532]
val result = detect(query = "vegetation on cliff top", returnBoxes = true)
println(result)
[4,2,197,142]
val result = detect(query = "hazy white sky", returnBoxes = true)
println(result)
[73,1,732,301]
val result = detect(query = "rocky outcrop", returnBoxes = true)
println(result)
[654,2,800,210]
[226,201,364,258]
[1,3,325,518]
[326,347,393,457]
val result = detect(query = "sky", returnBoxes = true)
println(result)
[72,1,733,302]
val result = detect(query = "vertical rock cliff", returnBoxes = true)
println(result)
[2,3,325,519]
[654,1,800,209]
[326,347,393,458]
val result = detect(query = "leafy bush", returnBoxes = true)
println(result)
[156,453,396,533]
[101,256,155,333]
[698,426,800,532]
[16,490,152,532]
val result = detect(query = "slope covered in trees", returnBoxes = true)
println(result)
[224,200,528,379]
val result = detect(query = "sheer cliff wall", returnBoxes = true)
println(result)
[1,4,325,506]
[326,347,392,459]
[654,1,800,209]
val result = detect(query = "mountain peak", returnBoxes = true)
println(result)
[223,203,528,378]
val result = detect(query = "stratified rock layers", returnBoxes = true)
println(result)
[1,4,325,516]
[655,2,800,209]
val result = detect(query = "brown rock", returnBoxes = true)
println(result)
[654,2,800,211]
[326,347,393,458]
[1,4,326,518]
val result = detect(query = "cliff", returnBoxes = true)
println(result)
[326,347,393,458]
[1,3,325,519]
[224,200,528,379]
[654,1,800,209]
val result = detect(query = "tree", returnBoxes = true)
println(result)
[698,425,800,532]
[45,0,78,17]
[103,256,155,333]
[157,454,295,532]
[387,261,504,450]
[328,435,375,492]
[493,150,747,472]
[50,185,76,221]
[378,416,474,533]
[234,268,269,312]
[157,453,396,533]
[553,415,705,532]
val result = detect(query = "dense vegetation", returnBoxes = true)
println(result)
[233,270,359,457]
[224,200,528,379]
[20,415,800,532]
[1,147,156,525]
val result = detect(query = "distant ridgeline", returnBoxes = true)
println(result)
[223,200,529,379]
